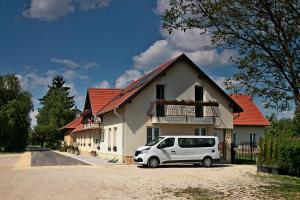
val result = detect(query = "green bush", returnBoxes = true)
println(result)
[258,118,300,176]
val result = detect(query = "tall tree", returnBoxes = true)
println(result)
[0,74,32,152]
[162,0,300,114]
[35,75,76,147]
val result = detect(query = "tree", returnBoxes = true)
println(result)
[35,75,76,148]
[162,0,300,114]
[0,74,32,152]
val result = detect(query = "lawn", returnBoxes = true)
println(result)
[265,174,300,200]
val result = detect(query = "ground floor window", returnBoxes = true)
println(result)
[147,127,160,143]
[250,133,257,146]
[195,128,207,136]
[233,133,238,147]
[101,129,105,142]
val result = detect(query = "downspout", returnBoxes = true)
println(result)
[113,107,126,163]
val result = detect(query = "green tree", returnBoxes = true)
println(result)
[162,0,300,113]
[0,74,32,152]
[35,75,76,148]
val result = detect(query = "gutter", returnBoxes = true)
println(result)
[113,107,126,163]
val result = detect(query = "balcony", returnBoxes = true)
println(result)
[148,100,220,125]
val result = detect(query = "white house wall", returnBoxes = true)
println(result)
[123,60,234,156]
[232,126,266,146]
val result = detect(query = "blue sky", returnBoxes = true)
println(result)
[0,0,292,126]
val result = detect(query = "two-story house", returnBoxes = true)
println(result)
[63,54,245,163]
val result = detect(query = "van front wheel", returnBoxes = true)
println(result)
[202,157,212,167]
[148,157,159,168]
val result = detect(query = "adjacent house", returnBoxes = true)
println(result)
[230,94,270,147]
[62,54,268,164]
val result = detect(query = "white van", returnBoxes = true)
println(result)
[134,136,220,168]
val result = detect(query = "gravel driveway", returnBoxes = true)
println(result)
[0,154,269,200]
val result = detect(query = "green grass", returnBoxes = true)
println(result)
[265,174,300,200]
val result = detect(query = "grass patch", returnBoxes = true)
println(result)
[255,173,300,200]
[164,187,223,200]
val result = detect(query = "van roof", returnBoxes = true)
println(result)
[160,135,218,138]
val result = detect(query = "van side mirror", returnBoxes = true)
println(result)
[157,143,165,149]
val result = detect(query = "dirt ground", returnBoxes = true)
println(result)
[0,153,270,200]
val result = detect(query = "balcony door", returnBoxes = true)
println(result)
[156,84,165,117]
[195,86,203,117]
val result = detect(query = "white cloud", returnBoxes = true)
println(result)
[154,0,170,15]
[133,40,180,71]
[22,0,75,21]
[30,110,39,128]
[79,0,111,11]
[95,80,111,88]
[161,29,212,52]
[50,58,80,68]
[17,71,52,91]
[50,57,100,70]
[115,69,142,88]
[132,28,235,71]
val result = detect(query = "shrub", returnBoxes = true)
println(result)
[258,118,300,176]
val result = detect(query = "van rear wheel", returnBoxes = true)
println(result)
[148,157,159,168]
[202,157,212,167]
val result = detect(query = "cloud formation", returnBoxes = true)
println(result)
[23,0,75,21]
[22,0,112,21]
[95,80,111,88]
[115,69,142,88]
[50,57,100,70]
[79,0,111,11]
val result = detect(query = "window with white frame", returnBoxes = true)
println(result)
[113,127,117,147]
[101,129,105,142]
[195,128,207,136]
[147,127,160,143]
[108,128,111,147]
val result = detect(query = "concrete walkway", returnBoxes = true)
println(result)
[55,151,113,166]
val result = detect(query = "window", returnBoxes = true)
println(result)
[195,128,207,136]
[113,127,117,146]
[195,86,204,117]
[250,133,257,146]
[146,127,160,144]
[158,137,175,149]
[156,84,165,117]
[178,138,215,148]
[108,128,111,147]
[101,129,105,142]
[233,134,238,147]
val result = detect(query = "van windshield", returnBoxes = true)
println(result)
[146,137,165,146]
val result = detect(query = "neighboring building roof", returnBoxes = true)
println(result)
[86,88,122,115]
[230,94,270,126]
[99,54,243,115]
[61,116,83,130]
[72,124,84,133]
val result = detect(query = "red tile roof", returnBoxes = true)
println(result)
[230,94,270,126]
[72,124,84,133]
[99,54,243,115]
[87,88,122,115]
[61,116,83,130]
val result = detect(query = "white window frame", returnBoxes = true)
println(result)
[147,127,160,143]
[195,127,207,136]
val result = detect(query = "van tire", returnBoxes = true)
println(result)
[202,157,213,167]
[148,157,159,168]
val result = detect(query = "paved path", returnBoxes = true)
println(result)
[56,151,110,165]
[31,149,88,167]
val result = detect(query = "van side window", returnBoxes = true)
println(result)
[178,138,215,148]
[158,138,175,149]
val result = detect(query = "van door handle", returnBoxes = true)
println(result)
[171,150,176,153]
[212,150,215,153]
